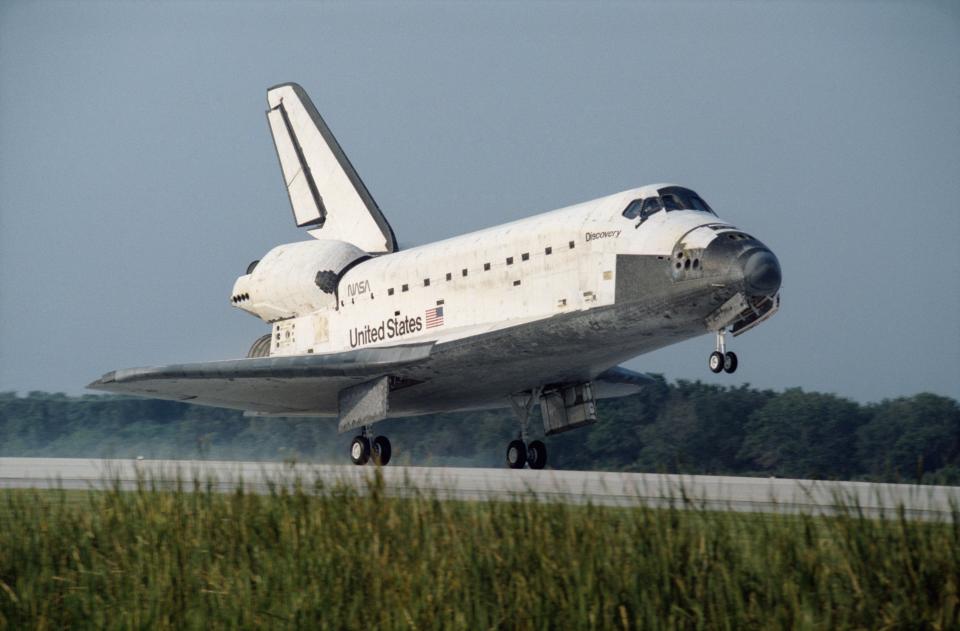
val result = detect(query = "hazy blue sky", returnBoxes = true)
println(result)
[1,1,958,402]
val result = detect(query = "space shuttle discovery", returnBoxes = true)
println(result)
[90,83,782,469]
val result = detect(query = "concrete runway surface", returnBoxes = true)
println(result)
[1,457,957,520]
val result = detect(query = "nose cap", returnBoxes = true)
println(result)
[741,249,781,296]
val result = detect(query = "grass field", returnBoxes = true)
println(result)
[0,472,957,630]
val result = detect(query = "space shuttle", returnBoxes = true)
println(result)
[90,83,782,469]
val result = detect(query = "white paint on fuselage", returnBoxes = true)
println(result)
[257,184,735,358]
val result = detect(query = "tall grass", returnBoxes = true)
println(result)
[0,472,957,630]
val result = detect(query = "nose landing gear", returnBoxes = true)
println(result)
[709,329,738,374]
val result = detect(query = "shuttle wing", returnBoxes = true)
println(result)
[266,82,398,254]
[88,343,433,415]
[595,366,656,387]
[593,366,657,398]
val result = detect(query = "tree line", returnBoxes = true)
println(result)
[1,379,957,483]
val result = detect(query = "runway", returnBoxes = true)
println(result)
[1,457,957,520]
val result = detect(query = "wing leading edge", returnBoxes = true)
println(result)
[593,366,657,399]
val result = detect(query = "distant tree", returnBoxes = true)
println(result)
[632,381,775,474]
[737,389,867,479]
[1,387,958,483]
[857,394,960,481]
[632,390,701,472]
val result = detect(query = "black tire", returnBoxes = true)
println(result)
[372,436,392,466]
[527,440,547,470]
[506,440,527,469]
[723,351,738,374]
[709,351,724,373]
[350,436,370,465]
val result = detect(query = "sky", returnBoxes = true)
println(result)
[1,1,958,403]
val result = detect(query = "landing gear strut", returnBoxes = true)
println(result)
[506,390,547,469]
[350,428,391,466]
[709,329,738,374]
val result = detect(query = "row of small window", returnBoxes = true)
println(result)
[384,242,575,296]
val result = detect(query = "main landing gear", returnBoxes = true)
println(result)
[709,329,738,374]
[506,391,548,469]
[505,439,548,469]
[350,428,391,466]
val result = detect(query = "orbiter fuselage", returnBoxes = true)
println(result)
[91,82,781,468]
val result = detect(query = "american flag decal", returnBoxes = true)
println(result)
[425,306,444,328]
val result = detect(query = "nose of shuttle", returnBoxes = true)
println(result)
[740,248,781,296]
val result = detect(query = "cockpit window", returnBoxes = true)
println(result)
[657,186,716,215]
[661,193,683,211]
[622,187,716,225]
[622,199,643,219]
[640,196,663,219]
[688,195,713,213]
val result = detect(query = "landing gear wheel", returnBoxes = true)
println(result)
[506,440,527,469]
[372,436,392,466]
[350,436,370,465]
[723,351,738,374]
[527,440,547,470]
[709,351,724,374]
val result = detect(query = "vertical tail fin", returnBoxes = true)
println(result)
[266,83,398,254]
